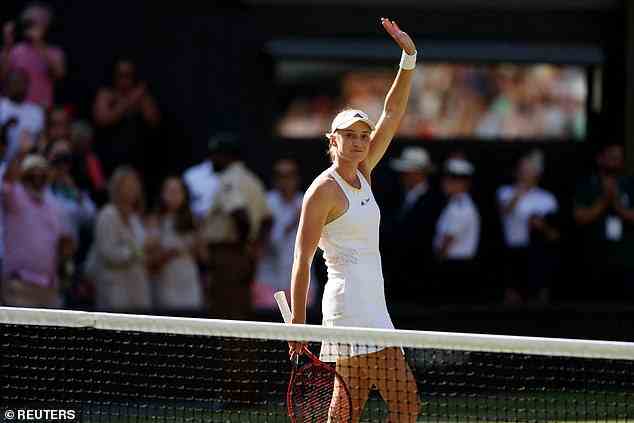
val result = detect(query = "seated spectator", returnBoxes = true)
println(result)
[93,58,161,180]
[433,158,481,303]
[0,68,44,161]
[89,166,151,312]
[47,139,97,242]
[183,139,221,223]
[147,177,204,315]
[69,121,107,205]
[574,144,634,301]
[385,147,444,302]
[255,159,316,309]
[200,133,272,320]
[497,150,560,305]
[1,152,72,307]
[1,2,66,108]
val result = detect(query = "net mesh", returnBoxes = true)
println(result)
[2,308,634,422]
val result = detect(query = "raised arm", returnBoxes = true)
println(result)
[363,18,417,172]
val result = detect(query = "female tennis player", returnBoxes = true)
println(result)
[289,18,420,423]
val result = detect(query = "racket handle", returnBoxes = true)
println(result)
[275,290,306,363]
[274,291,292,324]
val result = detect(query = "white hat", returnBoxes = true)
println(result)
[444,158,474,176]
[21,155,49,173]
[390,147,434,172]
[328,109,375,134]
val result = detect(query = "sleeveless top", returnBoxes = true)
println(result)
[318,166,394,361]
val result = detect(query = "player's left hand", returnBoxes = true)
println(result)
[381,18,416,55]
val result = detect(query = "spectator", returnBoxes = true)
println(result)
[46,139,97,242]
[574,144,634,301]
[0,68,44,161]
[93,58,161,179]
[200,133,272,320]
[69,121,107,205]
[37,105,70,154]
[0,118,15,278]
[48,137,99,306]
[255,159,316,308]
[1,2,66,108]
[1,153,72,307]
[385,146,443,302]
[433,158,481,303]
[90,166,151,311]
[183,141,221,222]
[497,150,560,305]
[147,176,204,315]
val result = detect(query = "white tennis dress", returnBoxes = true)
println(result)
[318,167,395,362]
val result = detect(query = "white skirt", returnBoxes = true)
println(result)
[319,316,394,362]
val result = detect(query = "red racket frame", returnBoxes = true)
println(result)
[287,346,353,423]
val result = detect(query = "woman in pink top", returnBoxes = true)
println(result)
[1,3,66,108]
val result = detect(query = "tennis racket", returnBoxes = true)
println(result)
[274,291,352,423]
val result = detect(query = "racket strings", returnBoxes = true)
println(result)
[290,364,351,423]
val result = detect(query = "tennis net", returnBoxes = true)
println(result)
[1,307,634,422]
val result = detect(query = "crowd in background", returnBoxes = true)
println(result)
[0,3,632,319]
[278,63,587,141]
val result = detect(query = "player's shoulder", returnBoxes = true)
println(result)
[304,170,340,204]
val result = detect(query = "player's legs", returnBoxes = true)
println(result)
[333,354,371,423]
[369,347,420,423]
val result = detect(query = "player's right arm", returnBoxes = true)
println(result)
[290,178,336,326]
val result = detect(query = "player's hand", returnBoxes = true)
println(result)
[381,18,416,55]
[288,341,306,360]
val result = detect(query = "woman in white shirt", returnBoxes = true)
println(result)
[92,166,150,311]
[289,18,420,423]
[147,177,203,314]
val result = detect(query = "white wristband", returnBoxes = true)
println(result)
[399,50,417,70]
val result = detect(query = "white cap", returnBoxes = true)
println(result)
[328,109,375,135]
[444,158,474,176]
[390,147,434,172]
[21,155,49,173]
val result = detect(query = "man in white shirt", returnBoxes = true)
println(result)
[0,69,44,162]
[433,158,481,303]
[497,150,560,305]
